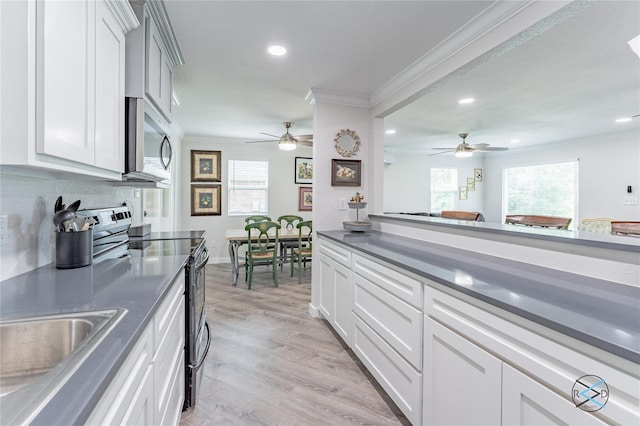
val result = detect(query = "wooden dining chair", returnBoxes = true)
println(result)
[291,220,312,284]
[244,221,280,289]
[277,215,303,270]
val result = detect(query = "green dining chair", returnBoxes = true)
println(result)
[244,221,280,289]
[291,220,312,284]
[245,215,272,224]
[277,215,303,270]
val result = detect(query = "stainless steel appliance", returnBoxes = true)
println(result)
[75,204,132,261]
[128,236,211,409]
[123,97,173,187]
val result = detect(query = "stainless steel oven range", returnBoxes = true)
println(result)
[129,235,211,410]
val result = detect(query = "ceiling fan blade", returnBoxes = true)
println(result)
[245,139,277,144]
[296,134,313,140]
[259,132,280,138]
[297,140,313,147]
[428,150,455,156]
[474,146,508,151]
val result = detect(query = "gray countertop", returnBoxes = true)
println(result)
[319,230,640,364]
[371,213,640,253]
[0,252,190,425]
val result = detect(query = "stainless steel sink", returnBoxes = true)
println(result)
[0,309,126,424]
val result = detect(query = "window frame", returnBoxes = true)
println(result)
[227,159,269,216]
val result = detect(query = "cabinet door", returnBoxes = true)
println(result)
[160,57,173,120]
[94,0,125,171]
[423,318,502,426]
[120,364,154,426]
[318,252,351,344]
[38,0,94,163]
[145,14,164,112]
[502,363,607,426]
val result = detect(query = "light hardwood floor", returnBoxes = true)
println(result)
[179,263,408,426]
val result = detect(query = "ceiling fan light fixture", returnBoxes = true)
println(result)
[455,149,473,158]
[268,45,287,56]
[278,133,297,150]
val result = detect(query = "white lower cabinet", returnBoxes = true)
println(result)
[318,239,352,345]
[316,237,639,426]
[423,317,502,425]
[88,273,185,425]
[352,314,422,425]
[502,363,607,425]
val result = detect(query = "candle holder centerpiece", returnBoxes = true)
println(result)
[343,192,372,232]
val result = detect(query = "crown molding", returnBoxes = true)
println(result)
[105,0,140,33]
[369,0,552,107]
[307,88,371,108]
[140,0,185,66]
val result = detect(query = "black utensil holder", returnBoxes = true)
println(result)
[56,229,93,269]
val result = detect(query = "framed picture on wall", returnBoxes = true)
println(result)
[331,159,361,186]
[191,185,221,216]
[474,168,483,182]
[467,177,475,191]
[459,186,468,200]
[191,150,221,182]
[298,187,312,211]
[295,157,313,184]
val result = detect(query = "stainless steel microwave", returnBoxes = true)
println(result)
[123,97,173,186]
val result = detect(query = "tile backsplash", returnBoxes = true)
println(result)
[0,173,140,281]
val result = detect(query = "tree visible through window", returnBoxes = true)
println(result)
[504,161,578,225]
[228,160,269,215]
[431,168,458,212]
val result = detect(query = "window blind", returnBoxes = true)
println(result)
[228,160,269,216]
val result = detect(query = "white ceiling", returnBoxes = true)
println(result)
[163,1,639,150]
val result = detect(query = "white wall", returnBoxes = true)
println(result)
[383,151,484,214]
[382,131,640,224]
[483,131,640,223]
[0,174,139,280]
[179,136,312,263]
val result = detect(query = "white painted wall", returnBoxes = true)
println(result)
[383,151,484,214]
[179,136,312,263]
[382,131,640,224]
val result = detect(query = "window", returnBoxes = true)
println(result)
[228,160,269,216]
[431,168,458,212]
[504,161,578,224]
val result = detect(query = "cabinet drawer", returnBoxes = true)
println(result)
[158,351,185,426]
[426,286,640,425]
[319,238,351,268]
[352,314,422,426]
[353,274,422,369]
[352,253,422,309]
[87,324,153,424]
[154,274,184,352]
[154,295,185,420]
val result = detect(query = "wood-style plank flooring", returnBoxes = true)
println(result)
[179,263,408,425]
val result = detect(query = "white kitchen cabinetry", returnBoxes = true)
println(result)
[88,271,185,425]
[125,1,183,123]
[502,363,607,425]
[423,318,502,426]
[0,0,137,179]
[425,286,639,426]
[350,252,424,425]
[318,238,352,345]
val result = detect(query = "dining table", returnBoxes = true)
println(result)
[225,228,301,285]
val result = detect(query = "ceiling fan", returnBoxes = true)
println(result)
[429,133,509,157]
[245,122,313,151]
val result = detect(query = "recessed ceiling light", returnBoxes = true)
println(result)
[385,129,396,134]
[510,139,521,143]
[458,98,475,104]
[268,45,287,56]
[615,117,632,123]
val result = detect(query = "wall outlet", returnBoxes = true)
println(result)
[623,196,638,205]
[339,198,348,210]
[0,215,7,246]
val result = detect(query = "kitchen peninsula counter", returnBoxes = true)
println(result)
[0,252,190,425]
[318,230,640,364]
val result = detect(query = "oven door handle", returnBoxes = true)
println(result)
[195,246,210,271]
[189,319,211,371]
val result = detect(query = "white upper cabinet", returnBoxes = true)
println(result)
[0,0,138,179]
[126,1,184,124]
